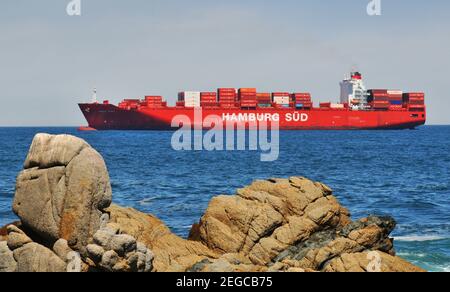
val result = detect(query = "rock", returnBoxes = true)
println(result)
[109,234,137,255]
[93,228,137,256]
[136,242,148,254]
[6,225,33,250]
[93,229,114,248]
[0,241,17,272]
[107,204,217,272]
[189,177,423,272]
[323,251,425,272]
[144,250,154,272]
[191,178,349,266]
[100,250,119,271]
[13,242,66,272]
[53,239,74,262]
[86,244,105,263]
[12,134,112,253]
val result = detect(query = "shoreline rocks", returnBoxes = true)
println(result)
[0,134,425,272]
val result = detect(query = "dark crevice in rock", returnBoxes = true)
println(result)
[187,259,213,272]
[272,229,337,264]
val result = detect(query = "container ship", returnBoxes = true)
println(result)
[78,72,426,131]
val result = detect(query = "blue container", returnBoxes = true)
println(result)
[390,100,402,105]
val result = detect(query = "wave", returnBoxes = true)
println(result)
[394,235,447,242]
[397,252,427,258]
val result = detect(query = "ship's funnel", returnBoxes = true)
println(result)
[351,72,362,80]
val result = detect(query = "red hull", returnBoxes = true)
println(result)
[79,103,426,130]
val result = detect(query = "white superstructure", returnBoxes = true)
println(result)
[340,72,369,110]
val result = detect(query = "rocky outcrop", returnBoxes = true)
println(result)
[187,178,423,272]
[107,204,217,272]
[1,134,152,272]
[12,134,112,253]
[0,134,425,272]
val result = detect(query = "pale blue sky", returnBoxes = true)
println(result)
[0,0,449,125]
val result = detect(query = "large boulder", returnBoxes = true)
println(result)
[190,178,351,265]
[189,177,425,272]
[12,134,112,252]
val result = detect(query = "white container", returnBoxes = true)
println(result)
[387,90,403,95]
[180,91,201,107]
[273,96,290,105]
[330,103,345,109]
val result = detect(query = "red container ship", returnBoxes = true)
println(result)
[78,72,426,130]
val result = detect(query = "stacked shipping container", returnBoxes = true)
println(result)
[218,88,237,108]
[387,90,403,110]
[293,93,312,109]
[367,90,390,109]
[116,87,423,112]
[200,92,217,108]
[403,92,425,110]
[141,96,166,108]
[272,92,291,108]
[178,92,201,108]
[256,93,272,107]
[239,88,257,108]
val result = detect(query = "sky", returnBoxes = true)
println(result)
[0,0,449,126]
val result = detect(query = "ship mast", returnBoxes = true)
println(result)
[92,88,98,103]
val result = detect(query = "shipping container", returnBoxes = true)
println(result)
[273,96,290,105]
[239,88,257,94]
[330,103,345,109]
[218,88,236,93]
[368,89,388,94]
[145,96,163,101]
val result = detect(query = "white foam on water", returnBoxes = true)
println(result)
[394,235,446,242]
[397,252,427,258]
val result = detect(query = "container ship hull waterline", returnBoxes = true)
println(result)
[78,73,426,131]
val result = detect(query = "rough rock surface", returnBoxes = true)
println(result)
[12,133,112,252]
[0,241,17,272]
[107,204,217,272]
[0,134,425,272]
[13,242,67,272]
[84,216,154,272]
[187,178,424,272]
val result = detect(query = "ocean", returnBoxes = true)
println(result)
[0,126,449,272]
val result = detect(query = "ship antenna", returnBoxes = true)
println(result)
[92,87,97,103]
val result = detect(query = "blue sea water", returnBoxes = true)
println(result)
[0,126,449,272]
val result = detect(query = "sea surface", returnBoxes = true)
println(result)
[0,126,449,272]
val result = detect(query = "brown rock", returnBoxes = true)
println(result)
[13,242,67,272]
[192,177,350,266]
[0,241,17,272]
[12,134,112,253]
[323,251,426,272]
[6,225,33,250]
[107,204,217,272]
